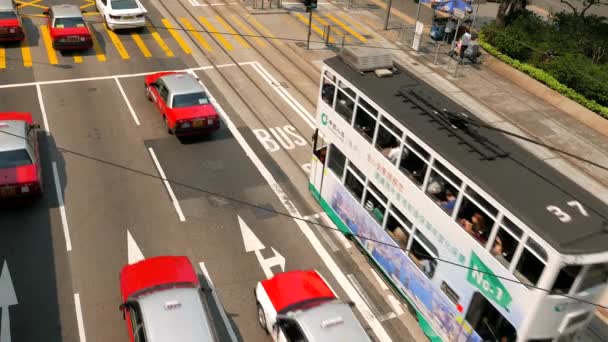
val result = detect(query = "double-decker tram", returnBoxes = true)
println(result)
[308,50,608,342]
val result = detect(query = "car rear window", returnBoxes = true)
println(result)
[0,149,32,169]
[172,92,210,108]
[54,17,86,28]
[111,0,139,10]
[0,11,17,20]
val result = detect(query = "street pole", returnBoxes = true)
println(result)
[306,7,313,49]
[384,0,393,30]
[412,0,422,41]
[471,3,480,30]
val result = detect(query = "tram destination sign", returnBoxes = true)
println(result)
[467,252,512,310]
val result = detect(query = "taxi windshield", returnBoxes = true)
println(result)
[54,17,86,29]
[0,11,17,20]
[0,149,32,169]
[172,92,210,108]
[111,0,139,10]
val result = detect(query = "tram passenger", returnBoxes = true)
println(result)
[440,190,457,213]
[460,212,489,244]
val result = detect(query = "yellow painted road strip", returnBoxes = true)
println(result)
[73,55,83,63]
[20,32,32,67]
[146,22,173,57]
[231,15,265,48]
[15,0,47,10]
[326,13,367,43]
[337,12,371,35]
[161,19,192,55]
[131,33,152,58]
[248,16,281,45]
[294,13,334,43]
[215,16,250,48]
[197,16,233,51]
[312,13,350,42]
[40,25,58,65]
[0,49,5,69]
[105,25,130,59]
[179,18,212,52]
[80,2,96,10]
[89,28,107,62]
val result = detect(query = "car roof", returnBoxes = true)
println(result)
[0,0,16,12]
[0,120,28,153]
[160,73,205,96]
[138,287,216,342]
[50,4,83,18]
[294,301,371,342]
[261,270,336,313]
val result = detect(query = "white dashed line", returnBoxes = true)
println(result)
[199,262,238,342]
[387,294,404,316]
[35,84,50,133]
[74,293,87,342]
[52,162,72,252]
[148,147,186,222]
[371,268,389,291]
[114,77,140,126]
[320,212,352,249]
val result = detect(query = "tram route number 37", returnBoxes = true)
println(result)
[546,200,589,223]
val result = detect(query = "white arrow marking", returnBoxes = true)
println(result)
[238,216,285,279]
[0,261,17,342]
[128,230,145,264]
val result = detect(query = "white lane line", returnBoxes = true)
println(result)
[378,312,398,322]
[147,147,186,222]
[371,268,389,291]
[387,294,404,316]
[52,162,72,252]
[311,217,340,252]
[0,63,254,89]
[198,262,238,342]
[114,78,140,126]
[74,293,87,342]
[320,212,352,249]
[36,84,50,133]
[188,69,391,341]
[250,62,316,129]
[347,274,381,317]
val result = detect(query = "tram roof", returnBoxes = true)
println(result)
[325,56,608,255]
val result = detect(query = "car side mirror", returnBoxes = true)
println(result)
[150,81,158,88]
[119,303,129,320]
[30,124,40,130]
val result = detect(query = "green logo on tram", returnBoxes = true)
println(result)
[467,252,512,311]
[321,113,328,125]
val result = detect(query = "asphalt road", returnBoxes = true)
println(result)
[0,0,417,341]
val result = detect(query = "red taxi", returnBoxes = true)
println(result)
[145,72,220,137]
[0,112,42,200]
[45,4,92,50]
[0,0,24,42]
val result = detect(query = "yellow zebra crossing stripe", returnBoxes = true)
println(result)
[161,19,191,55]
[73,55,83,63]
[146,22,174,57]
[179,18,212,52]
[337,12,372,36]
[20,31,32,67]
[40,25,58,65]
[294,13,334,43]
[248,16,281,45]
[326,13,367,43]
[215,16,250,48]
[89,27,107,62]
[312,13,350,42]
[231,15,266,48]
[198,16,233,51]
[105,25,130,59]
[131,33,152,58]
[0,49,5,69]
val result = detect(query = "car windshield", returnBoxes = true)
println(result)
[111,0,139,10]
[0,11,17,20]
[172,92,210,108]
[0,149,32,169]
[54,17,86,29]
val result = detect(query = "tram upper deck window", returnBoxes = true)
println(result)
[327,144,346,178]
[409,230,438,279]
[375,119,403,166]
[399,137,430,187]
[354,97,377,142]
[551,265,582,295]
[426,160,462,215]
[491,217,522,268]
[457,187,498,246]
[344,163,365,202]
[386,206,412,250]
[515,239,547,286]
[321,77,336,106]
[577,263,608,292]
[335,88,355,124]
[363,183,387,224]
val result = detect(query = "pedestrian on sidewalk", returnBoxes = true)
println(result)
[459,28,472,58]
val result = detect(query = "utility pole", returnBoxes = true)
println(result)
[383,0,393,30]
[306,4,313,49]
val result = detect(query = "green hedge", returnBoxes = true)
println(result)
[479,32,608,119]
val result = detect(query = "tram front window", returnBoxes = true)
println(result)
[465,292,516,342]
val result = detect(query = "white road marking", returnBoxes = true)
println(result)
[127,230,145,264]
[74,293,87,342]
[147,147,186,222]
[239,215,286,278]
[371,268,389,291]
[0,261,17,342]
[310,216,339,252]
[378,312,398,322]
[190,69,391,341]
[320,212,352,249]
[114,78,140,126]
[198,262,238,342]
[250,62,316,129]
[387,294,404,316]
[35,84,50,133]
[52,161,72,252]
[347,274,381,317]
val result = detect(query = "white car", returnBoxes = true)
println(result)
[96,0,146,31]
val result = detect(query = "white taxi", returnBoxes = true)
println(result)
[96,0,146,31]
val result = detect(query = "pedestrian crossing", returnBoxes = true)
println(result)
[0,10,372,69]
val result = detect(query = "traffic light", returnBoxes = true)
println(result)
[304,0,317,11]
